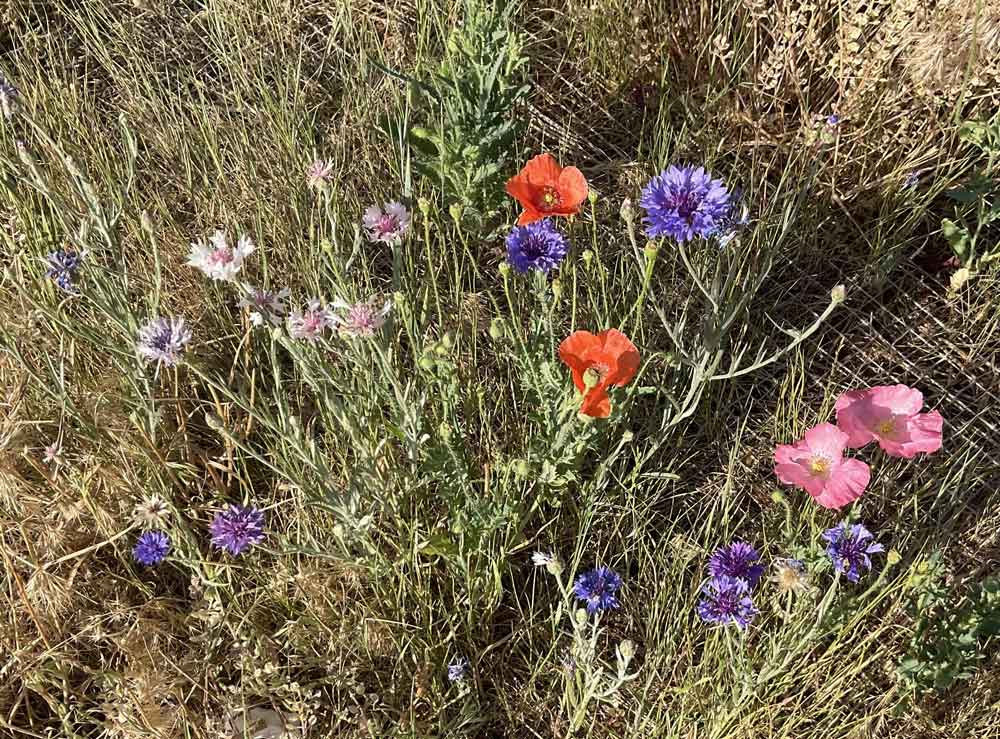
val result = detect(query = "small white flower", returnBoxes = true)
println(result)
[133,495,170,527]
[238,284,289,326]
[286,298,335,341]
[331,296,391,338]
[42,442,63,465]
[362,202,411,244]
[531,551,554,567]
[186,230,255,282]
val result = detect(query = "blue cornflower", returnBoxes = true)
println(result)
[708,541,764,587]
[505,219,568,274]
[0,75,18,119]
[45,249,81,292]
[903,171,920,189]
[696,576,757,629]
[133,531,170,566]
[822,522,885,583]
[573,566,622,614]
[639,165,732,242]
[136,316,191,368]
[447,656,469,682]
[210,504,265,556]
[826,114,841,126]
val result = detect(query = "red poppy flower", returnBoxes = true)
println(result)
[558,329,640,418]
[505,153,589,225]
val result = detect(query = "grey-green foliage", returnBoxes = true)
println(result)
[897,553,1000,693]
[408,0,530,227]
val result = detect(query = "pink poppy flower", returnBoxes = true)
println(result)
[834,384,943,458]
[774,423,871,509]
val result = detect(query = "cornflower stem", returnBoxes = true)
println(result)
[623,245,657,335]
[677,239,719,313]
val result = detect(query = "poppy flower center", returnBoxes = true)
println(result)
[538,187,561,211]
[876,419,896,436]
[808,455,832,476]
[583,362,610,389]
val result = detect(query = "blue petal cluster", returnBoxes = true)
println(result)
[210,504,265,556]
[573,566,622,614]
[708,541,764,586]
[639,165,732,242]
[505,219,568,274]
[133,530,170,566]
[46,249,81,292]
[822,522,884,583]
[696,576,757,629]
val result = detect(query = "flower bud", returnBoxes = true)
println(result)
[587,189,598,205]
[418,355,436,371]
[770,489,787,505]
[575,608,589,626]
[204,411,224,431]
[441,332,454,350]
[887,549,901,567]
[140,210,155,233]
[545,557,564,576]
[618,639,635,660]
[513,459,531,478]
[582,249,594,266]
[498,261,511,277]
[644,241,659,261]
[551,279,563,301]
[620,198,634,224]
[489,318,506,340]
[448,202,464,223]
[417,197,431,216]
[830,284,846,304]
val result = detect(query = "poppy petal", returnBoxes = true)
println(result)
[558,166,589,209]
[516,208,544,226]
[559,331,599,392]
[596,329,640,386]
[523,153,562,187]
[580,388,612,418]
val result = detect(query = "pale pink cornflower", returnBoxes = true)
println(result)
[43,442,63,465]
[238,284,289,326]
[774,423,871,510]
[362,202,410,243]
[286,298,334,341]
[331,297,391,338]
[306,159,334,190]
[186,230,254,282]
[834,384,943,458]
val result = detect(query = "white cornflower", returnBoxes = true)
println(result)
[186,230,254,282]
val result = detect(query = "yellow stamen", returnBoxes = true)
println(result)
[876,419,896,436]
[809,457,830,475]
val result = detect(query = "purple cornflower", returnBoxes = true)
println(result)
[708,541,764,587]
[505,219,568,274]
[447,656,469,682]
[210,504,265,556]
[136,316,191,368]
[331,296,391,338]
[238,284,289,326]
[0,75,18,119]
[697,576,757,629]
[639,165,732,242]
[306,159,334,190]
[133,531,170,566]
[286,298,334,341]
[822,522,884,583]
[826,114,841,126]
[363,202,410,243]
[573,566,622,614]
[903,171,920,189]
[45,248,80,292]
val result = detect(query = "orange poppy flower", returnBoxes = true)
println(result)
[505,153,589,225]
[558,329,640,418]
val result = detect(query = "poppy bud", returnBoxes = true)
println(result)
[551,279,563,301]
[582,249,594,266]
[618,639,635,660]
[489,318,506,340]
[770,489,787,505]
[418,355,435,371]
[513,459,531,478]
[830,284,846,304]
[441,332,454,350]
[575,608,588,626]
[587,189,598,205]
[448,202,464,223]
[498,261,511,277]
[545,557,564,576]
[620,198,634,224]
[417,197,431,216]
[887,549,901,567]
